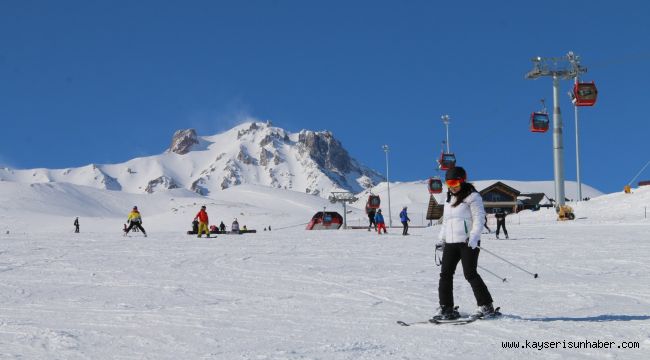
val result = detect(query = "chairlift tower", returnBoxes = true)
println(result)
[328,192,359,229]
[525,51,587,208]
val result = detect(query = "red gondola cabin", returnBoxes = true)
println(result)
[428,177,443,194]
[573,82,598,106]
[305,211,343,230]
[439,153,456,171]
[530,112,549,133]
[366,195,381,210]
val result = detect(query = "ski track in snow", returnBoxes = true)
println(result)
[1,222,649,359]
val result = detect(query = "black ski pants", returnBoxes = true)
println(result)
[125,221,146,235]
[438,242,493,307]
[368,217,376,230]
[496,221,508,237]
[401,221,409,235]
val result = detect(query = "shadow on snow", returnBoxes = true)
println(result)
[504,314,650,322]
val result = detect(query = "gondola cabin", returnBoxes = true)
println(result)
[573,82,598,106]
[428,177,443,194]
[366,195,381,210]
[305,211,343,230]
[530,112,549,133]
[438,153,456,171]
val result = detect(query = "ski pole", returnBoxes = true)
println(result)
[479,246,538,278]
[478,265,507,282]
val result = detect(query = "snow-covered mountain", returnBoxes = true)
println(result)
[0,121,384,197]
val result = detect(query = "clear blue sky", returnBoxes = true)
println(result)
[2,0,649,194]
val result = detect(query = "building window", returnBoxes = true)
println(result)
[486,192,511,202]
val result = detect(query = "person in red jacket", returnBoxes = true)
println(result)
[194,206,210,238]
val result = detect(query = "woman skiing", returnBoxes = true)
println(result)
[124,206,147,237]
[433,166,495,320]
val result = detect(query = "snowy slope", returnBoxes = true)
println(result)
[0,181,649,358]
[0,121,384,197]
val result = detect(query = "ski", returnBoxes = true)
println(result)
[397,317,477,326]
[397,307,501,326]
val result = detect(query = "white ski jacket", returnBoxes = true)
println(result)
[438,191,486,249]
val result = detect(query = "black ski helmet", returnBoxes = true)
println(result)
[445,166,466,181]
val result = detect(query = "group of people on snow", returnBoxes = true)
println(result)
[71,165,503,322]
[73,204,260,238]
[191,205,246,237]
[366,206,411,236]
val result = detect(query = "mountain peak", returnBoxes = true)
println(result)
[0,121,384,197]
[168,129,199,155]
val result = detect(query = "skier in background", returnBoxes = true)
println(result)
[399,206,410,235]
[483,215,491,234]
[434,166,495,320]
[124,206,147,237]
[193,205,210,238]
[219,221,226,233]
[367,207,377,232]
[495,210,509,239]
[73,217,80,233]
[374,209,387,235]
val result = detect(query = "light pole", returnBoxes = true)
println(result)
[382,144,392,227]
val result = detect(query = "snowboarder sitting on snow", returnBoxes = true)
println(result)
[219,221,226,232]
[124,206,147,237]
[231,218,240,233]
[434,166,495,320]
[74,217,80,233]
[400,206,410,235]
[194,205,210,238]
[374,209,387,234]
[495,210,509,239]
[191,220,199,234]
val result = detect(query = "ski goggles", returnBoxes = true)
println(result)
[445,178,464,188]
